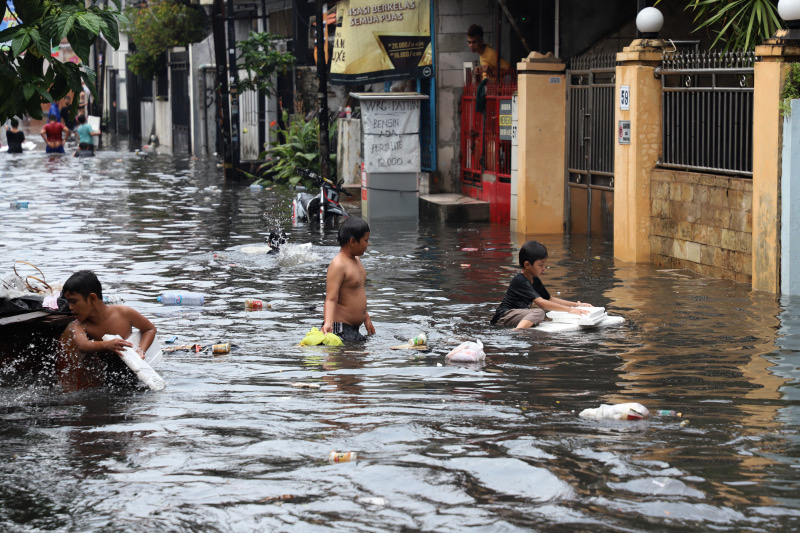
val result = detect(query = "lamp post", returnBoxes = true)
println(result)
[636,6,664,40]
[767,0,800,42]
[779,0,800,29]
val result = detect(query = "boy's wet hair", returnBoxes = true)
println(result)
[467,24,484,39]
[61,270,103,300]
[337,217,370,246]
[9,118,18,128]
[48,113,57,121]
[519,240,548,268]
[77,114,87,124]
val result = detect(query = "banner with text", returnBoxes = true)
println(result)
[330,0,432,85]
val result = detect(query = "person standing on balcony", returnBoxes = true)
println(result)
[467,24,509,82]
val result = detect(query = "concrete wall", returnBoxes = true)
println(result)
[650,169,752,284]
[435,0,496,192]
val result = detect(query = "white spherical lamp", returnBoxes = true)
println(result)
[636,7,664,38]
[779,0,800,28]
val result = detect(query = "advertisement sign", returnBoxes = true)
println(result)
[499,99,512,141]
[1,2,18,51]
[330,0,432,85]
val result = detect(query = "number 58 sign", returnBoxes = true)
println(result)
[620,85,630,110]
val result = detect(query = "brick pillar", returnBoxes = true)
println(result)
[752,38,800,293]
[513,54,566,235]
[613,40,664,262]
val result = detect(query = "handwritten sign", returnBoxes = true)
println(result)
[361,97,421,173]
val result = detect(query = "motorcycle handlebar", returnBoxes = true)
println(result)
[298,169,351,195]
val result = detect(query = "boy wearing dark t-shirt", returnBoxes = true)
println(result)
[491,240,591,329]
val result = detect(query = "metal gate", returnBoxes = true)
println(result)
[170,50,191,154]
[566,54,617,238]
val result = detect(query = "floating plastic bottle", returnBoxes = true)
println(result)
[10,201,28,209]
[655,410,682,417]
[329,451,357,464]
[212,343,230,354]
[245,299,268,310]
[157,291,205,306]
[408,333,427,346]
[345,106,352,119]
[103,294,123,304]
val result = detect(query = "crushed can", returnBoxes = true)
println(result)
[328,451,357,464]
[212,343,231,354]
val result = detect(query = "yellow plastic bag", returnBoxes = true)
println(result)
[300,327,343,346]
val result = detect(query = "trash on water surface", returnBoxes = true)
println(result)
[291,382,321,389]
[245,299,270,309]
[461,247,478,251]
[445,339,485,363]
[656,410,682,417]
[212,343,230,354]
[579,403,651,421]
[300,327,343,346]
[329,451,357,463]
[9,201,29,209]
[408,333,427,346]
[164,335,178,344]
[358,497,387,506]
[157,291,205,306]
[460,264,470,268]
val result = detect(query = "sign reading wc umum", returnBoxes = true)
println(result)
[330,0,432,85]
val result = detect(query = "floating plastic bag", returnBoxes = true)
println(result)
[579,403,651,421]
[300,327,343,346]
[445,339,485,363]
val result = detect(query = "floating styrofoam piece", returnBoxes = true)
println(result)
[579,403,651,421]
[103,333,165,390]
[547,306,608,326]
[536,314,625,333]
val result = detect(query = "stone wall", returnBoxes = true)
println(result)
[650,169,752,284]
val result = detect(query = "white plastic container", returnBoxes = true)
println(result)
[103,334,166,391]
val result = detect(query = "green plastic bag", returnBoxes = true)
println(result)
[300,327,343,346]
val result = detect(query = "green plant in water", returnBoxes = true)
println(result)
[250,109,337,188]
[780,63,800,117]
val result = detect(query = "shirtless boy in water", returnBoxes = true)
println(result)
[321,217,375,342]
[58,270,157,390]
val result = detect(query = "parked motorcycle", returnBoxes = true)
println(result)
[291,169,351,226]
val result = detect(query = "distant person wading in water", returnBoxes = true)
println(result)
[5,118,25,154]
[41,113,70,154]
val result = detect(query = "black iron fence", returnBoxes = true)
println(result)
[657,50,756,177]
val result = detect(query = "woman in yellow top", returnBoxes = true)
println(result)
[467,24,510,81]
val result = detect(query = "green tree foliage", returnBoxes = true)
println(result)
[0,0,126,122]
[125,0,207,79]
[672,0,782,51]
[236,31,295,97]
[253,110,336,188]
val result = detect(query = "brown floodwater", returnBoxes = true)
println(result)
[0,145,798,531]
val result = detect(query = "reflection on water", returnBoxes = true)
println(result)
[1,148,799,530]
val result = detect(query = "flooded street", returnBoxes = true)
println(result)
[1,146,799,531]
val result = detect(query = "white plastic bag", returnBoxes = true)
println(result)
[445,339,485,363]
[579,403,651,420]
